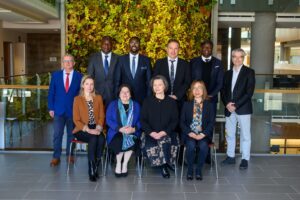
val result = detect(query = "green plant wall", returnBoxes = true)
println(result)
[66,0,215,72]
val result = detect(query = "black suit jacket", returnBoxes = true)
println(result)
[114,54,152,105]
[190,56,224,103]
[221,65,255,117]
[180,100,215,142]
[153,57,191,103]
[87,52,119,105]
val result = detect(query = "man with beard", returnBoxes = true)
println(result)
[114,37,152,105]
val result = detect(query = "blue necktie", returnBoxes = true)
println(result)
[104,55,109,75]
[131,56,136,78]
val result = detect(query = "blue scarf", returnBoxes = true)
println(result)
[118,99,136,150]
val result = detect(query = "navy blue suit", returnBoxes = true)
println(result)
[114,54,152,105]
[48,70,82,159]
[190,56,224,103]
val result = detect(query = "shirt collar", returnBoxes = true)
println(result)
[201,55,212,62]
[233,65,243,73]
[101,51,112,57]
[168,56,178,62]
[63,69,74,75]
[129,53,139,58]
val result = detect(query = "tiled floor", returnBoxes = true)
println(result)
[0,153,300,200]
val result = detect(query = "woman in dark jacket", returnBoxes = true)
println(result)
[106,84,141,177]
[180,80,215,181]
[141,75,179,179]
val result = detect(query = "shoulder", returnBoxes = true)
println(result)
[95,94,103,102]
[190,56,201,64]
[51,70,62,76]
[73,71,83,77]
[243,66,255,74]
[178,58,189,65]
[112,52,120,58]
[74,95,83,104]
[155,57,166,65]
[89,52,100,59]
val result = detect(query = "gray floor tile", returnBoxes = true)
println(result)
[288,194,300,200]
[0,189,28,199]
[195,184,246,193]
[79,191,132,200]
[243,185,297,193]
[185,193,239,200]
[96,182,146,192]
[147,183,196,193]
[236,193,292,200]
[24,191,80,200]
[132,192,185,200]
[45,182,98,191]
[272,177,300,185]
[0,182,48,190]
[227,177,277,185]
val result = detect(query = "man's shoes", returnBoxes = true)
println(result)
[186,170,193,180]
[195,173,203,181]
[161,166,170,179]
[67,156,75,164]
[166,163,175,171]
[50,158,60,167]
[239,159,248,170]
[221,156,236,166]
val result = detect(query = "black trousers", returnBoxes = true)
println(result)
[74,131,105,161]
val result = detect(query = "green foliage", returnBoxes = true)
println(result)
[66,0,215,72]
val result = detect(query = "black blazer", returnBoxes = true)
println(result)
[180,100,215,142]
[221,65,255,117]
[153,57,191,102]
[114,54,152,104]
[87,52,119,105]
[190,56,224,103]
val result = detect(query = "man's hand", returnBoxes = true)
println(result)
[226,102,236,113]
[49,111,54,118]
[169,95,177,100]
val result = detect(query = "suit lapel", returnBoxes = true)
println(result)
[60,70,65,92]
[232,66,245,93]
[134,55,143,79]
[109,53,117,74]
[124,54,134,80]
[174,59,181,84]
[164,58,171,84]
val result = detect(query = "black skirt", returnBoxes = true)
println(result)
[108,132,139,154]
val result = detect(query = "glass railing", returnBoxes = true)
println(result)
[0,73,299,154]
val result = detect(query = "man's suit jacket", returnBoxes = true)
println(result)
[221,65,255,117]
[48,70,82,118]
[114,54,152,104]
[180,100,215,142]
[153,57,191,103]
[190,56,224,103]
[87,52,119,105]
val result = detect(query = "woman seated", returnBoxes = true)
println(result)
[73,75,105,182]
[141,75,179,179]
[180,81,215,181]
[106,84,141,177]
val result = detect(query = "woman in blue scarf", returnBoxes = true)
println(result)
[106,84,141,177]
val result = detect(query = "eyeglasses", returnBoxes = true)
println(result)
[63,60,74,63]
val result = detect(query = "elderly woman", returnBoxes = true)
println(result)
[106,84,141,177]
[73,75,105,182]
[180,81,215,181]
[141,75,179,178]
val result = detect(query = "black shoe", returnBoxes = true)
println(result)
[122,172,128,177]
[88,161,97,182]
[221,156,236,166]
[94,158,101,179]
[239,159,248,170]
[166,163,175,171]
[195,171,203,181]
[115,172,122,178]
[161,166,170,178]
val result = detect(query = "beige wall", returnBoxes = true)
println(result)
[276,29,300,42]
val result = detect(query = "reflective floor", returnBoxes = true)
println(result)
[0,153,300,200]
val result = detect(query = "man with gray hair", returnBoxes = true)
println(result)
[221,48,255,169]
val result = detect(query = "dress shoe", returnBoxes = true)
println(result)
[221,156,236,166]
[88,161,97,182]
[67,156,75,164]
[166,163,175,171]
[115,172,122,178]
[121,172,128,177]
[195,171,203,181]
[50,158,60,167]
[239,159,248,170]
[161,166,170,178]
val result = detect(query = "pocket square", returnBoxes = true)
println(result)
[215,65,220,68]
[141,66,147,70]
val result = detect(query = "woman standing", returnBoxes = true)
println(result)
[106,84,141,177]
[180,81,215,180]
[141,75,179,179]
[73,75,105,182]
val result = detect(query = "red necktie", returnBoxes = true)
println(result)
[65,73,70,92]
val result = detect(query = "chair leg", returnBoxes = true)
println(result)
[214,146,219,179]
[137,156,141,179]
[104,147,109,176]
[67,142,75,175]
[180,147,186,181]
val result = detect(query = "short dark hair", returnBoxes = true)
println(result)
[167,39,180,47]
[118,84,132,97]
[150,75,169,93]
[102,36,113,43]
[129,36,140,43]
[201,40,213,48]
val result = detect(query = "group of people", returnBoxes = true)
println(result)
[47,36,255,182]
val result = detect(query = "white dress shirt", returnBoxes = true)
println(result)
[101,51,112,67]
[129,53,139,74]
[63,69,74,87]
[201,55,212,62]
[231,65,243,92]
[167,57,178,78]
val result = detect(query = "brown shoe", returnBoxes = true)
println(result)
[67,156,75,164]
[50,158,60,167]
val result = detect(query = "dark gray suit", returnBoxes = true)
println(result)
[87,52,119,105]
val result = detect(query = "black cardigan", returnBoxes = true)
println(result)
[180,100,215,142]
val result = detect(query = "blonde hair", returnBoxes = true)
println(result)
[187,80,208,101]
[79,75,96,97]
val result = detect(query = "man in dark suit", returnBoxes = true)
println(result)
[88,36,119,106]
[190,40,224,113]
[153,39,191,105]
[48,54,82,166]
[114,37,152,104]
[221,48,255,170]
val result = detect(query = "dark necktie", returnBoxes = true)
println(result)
[205,58,210,63]
[131,56,136,78]
[65,73,70,92]
[104,55,109,75]
[170,60,175,94]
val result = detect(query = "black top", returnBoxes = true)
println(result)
[141,95,178,135]
[122,103,129,115]
[201,59,213,90]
